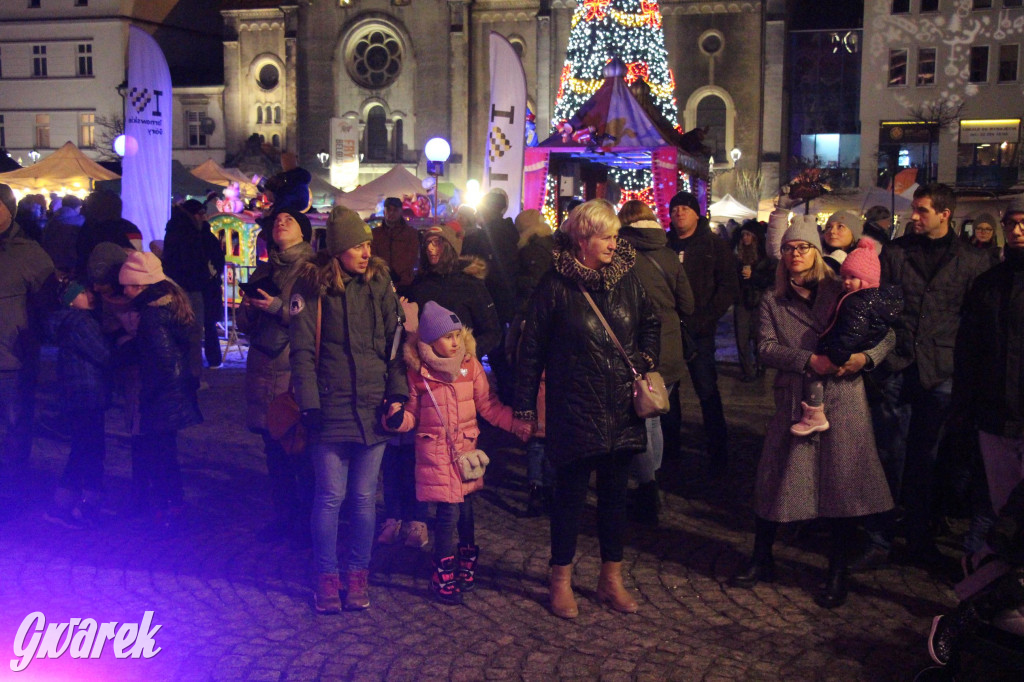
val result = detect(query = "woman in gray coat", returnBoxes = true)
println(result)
[730,217,894,609]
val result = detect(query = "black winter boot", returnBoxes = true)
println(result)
[431,556,462,605]
[456,544,479,593]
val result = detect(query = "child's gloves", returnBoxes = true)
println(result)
[511,418,535,443]
[384,407,406,430]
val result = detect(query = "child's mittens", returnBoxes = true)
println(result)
[383,405,406,431]
[511,418,536,443]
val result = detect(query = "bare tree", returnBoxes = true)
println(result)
[93,115,124,162]
[907,99,964,131]
[735,169,766,211]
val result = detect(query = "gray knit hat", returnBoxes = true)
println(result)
[418,300,462,344]
[87,241,130,286]
[326,205,372,256]
[1003,198,1024,219]
[781,215,822,251]
[825,210,864,241]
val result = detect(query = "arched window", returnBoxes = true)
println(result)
[366,105,388,161]
[265,106,272,124]
[256,107,263,124]
[272,134,280,148]
[274,106,281,124]
[393,118,403,161]
[696,95,727,161]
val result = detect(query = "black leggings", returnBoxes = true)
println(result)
[550,451,633,566]
[433,494,475,561]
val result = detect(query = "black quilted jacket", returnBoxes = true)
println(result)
[514,238,660,465]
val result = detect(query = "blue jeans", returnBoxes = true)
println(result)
[526,438,554,487]
[631,383,674,484]
[311,440,387,574]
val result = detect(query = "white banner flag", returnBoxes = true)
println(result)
[122,25,172,249]
[330,117,360,191]
[483,32,527,218]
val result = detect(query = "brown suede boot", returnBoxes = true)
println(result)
[313,573,341,614]
[549,564,579,619]
[596,561,638,613]
[343,569,370,610]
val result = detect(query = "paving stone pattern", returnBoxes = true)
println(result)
[0,349,1003,681]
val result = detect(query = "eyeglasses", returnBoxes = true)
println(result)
[1003,219,1024,230]
[780,243,814,255]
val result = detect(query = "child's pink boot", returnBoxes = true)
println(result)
[790,401,830,436]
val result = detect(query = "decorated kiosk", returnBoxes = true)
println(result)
[524,59,709,226]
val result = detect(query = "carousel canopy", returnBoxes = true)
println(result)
[708,194,757,221]
[191,158,257,195]
[0,141,119,191]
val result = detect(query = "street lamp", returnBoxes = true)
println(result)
[316,149,330,169]
[730,147,742,165]
[424,137,451,219]
[28,149,40,164]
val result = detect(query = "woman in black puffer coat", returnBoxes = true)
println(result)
[515,199,659,619]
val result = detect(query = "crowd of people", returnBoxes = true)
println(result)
[1,176,1023,668]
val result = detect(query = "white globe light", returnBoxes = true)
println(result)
[424,137,451,163]
[114,134,126,157]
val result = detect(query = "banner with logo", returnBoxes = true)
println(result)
[330,117,360,191]
[483,32,527,218]
[122,26,172,249]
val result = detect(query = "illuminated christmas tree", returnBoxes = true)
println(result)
[553,0,678,128]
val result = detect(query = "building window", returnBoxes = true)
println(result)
[696,95,727,161]
[77,44,93,77]
[365,106,389,160]
[186,110,208,148]
[921,0,939,11]
[79,113,94,147]
[0,47,3,79]
[257,63,279,91]
[75,0,88,5]
[917,48,936,86]
[999,45,1019,82]
[32,45,47,77]
[891,0,910,13]
[970,46,990,82]
[256,107,263,124]
[274,106,281,124]
[271,134,280,148]
[958,119,1021,188]
[35,114,50,148]
[28,1,40,7]
[1007,0,1023,7]
[972,0,992,8]
[889,49,908,86]
[346,28,403,89]
[878,121,939,189]
[393,118,404,161]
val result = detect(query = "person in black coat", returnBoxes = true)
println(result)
[732,220,775,382]
[515,199,659,619]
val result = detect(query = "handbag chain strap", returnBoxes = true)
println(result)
[421,379,460,464]
[577,282,640,380]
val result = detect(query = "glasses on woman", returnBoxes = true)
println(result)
[780,243,813,255]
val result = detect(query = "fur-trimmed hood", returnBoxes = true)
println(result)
[458,255,488,280]
[552,236,637,291]
[403,327,478,379]
[295,251,390,295]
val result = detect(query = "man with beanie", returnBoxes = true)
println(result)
[666,190,739,476]
[372,197,420,294]
[852,183,989,572]
[290,203,408,613]
[822,210,864,272]
[0,182,55,470]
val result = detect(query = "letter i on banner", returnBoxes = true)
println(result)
[483,32,527,219]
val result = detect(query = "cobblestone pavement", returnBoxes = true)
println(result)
[0,348,1005,681]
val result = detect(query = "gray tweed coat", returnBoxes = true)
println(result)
[754,277,895,522]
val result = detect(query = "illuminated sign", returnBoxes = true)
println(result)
[959,119,1021,144]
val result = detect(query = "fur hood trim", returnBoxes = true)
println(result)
[552,236,637,291]
[628,219,664,231]
[459,255,488,280]
[403,327,478,377]
[295,252,390,295]
[147,293,174,308]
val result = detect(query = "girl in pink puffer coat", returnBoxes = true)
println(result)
[385,301,532,605]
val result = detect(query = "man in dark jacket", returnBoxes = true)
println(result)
[666,191,739,476]
[853,183,989,571]
[953,198,1024,526]
[371,197,420,294]
[0,182,55,466]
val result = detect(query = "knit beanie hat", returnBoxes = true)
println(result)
[383,196,403,210]
[423,223,462,256]
[1004,198,1024,219]
[182,199,205,216]
[276,208,313,244]
[119,251,166,286]
[825,210,864,241]
[59,280,87,308]
[973,212,998,232]
[326,205,372,256]
[86,241,130,287]
[669,191,701,215]
[840,240,881,288]
[781,215,822,251]
[418,300,462,344]
[0,183,15,220]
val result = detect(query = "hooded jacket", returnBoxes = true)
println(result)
[162,206,212,292]
[0,221,55,371]
[818,285,903,366]
[514,238,660,465]
[407,255,502,358]
[392,328,513,503]
[289,253,408,445]
[667,219,740,337]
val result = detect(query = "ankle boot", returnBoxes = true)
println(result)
[813,565,848,609]
[456,544,479,593]
[790,401,830,437]
[596,561,639,613]
[431,556,462,605]
[549,564,578,619]
[729,556,776,589]
[343,569,371,611]
[313,573,341,614]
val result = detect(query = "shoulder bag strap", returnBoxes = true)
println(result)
[640,250,672,291]
[576,282,640,379]
[314,297,322,370]
[421,379,460,462]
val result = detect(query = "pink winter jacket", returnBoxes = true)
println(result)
[393,329,514,503]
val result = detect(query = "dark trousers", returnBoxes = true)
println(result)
[381,441,427,522]
[262,431,313,525]
[550,451,632,565]
[60,407,105,492]
[733,304,758,378]
[753,515,857,569]
[864,365,951,552]
[131,431,184,510]
[202,281,223,368]
[434,494,475,561]
[185,291,205,382]
[0,368,36,463]
[686,333,728,469]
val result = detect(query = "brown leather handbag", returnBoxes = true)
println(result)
[266,299,321,455]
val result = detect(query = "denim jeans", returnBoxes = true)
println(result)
[550,450,633,565]
[686,334,728,466]
[381,439,427,522]
[433,494,475,561]
[526,438,554,487]
[311,440,387,574]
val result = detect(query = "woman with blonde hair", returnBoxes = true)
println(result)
[515,199,660,618]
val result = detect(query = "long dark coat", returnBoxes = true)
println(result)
[754,277,894,522]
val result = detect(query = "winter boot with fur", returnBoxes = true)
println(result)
[432,556,463,605]
[313,573,341,614]
[456,544,479,593]
[790,401,830,436]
